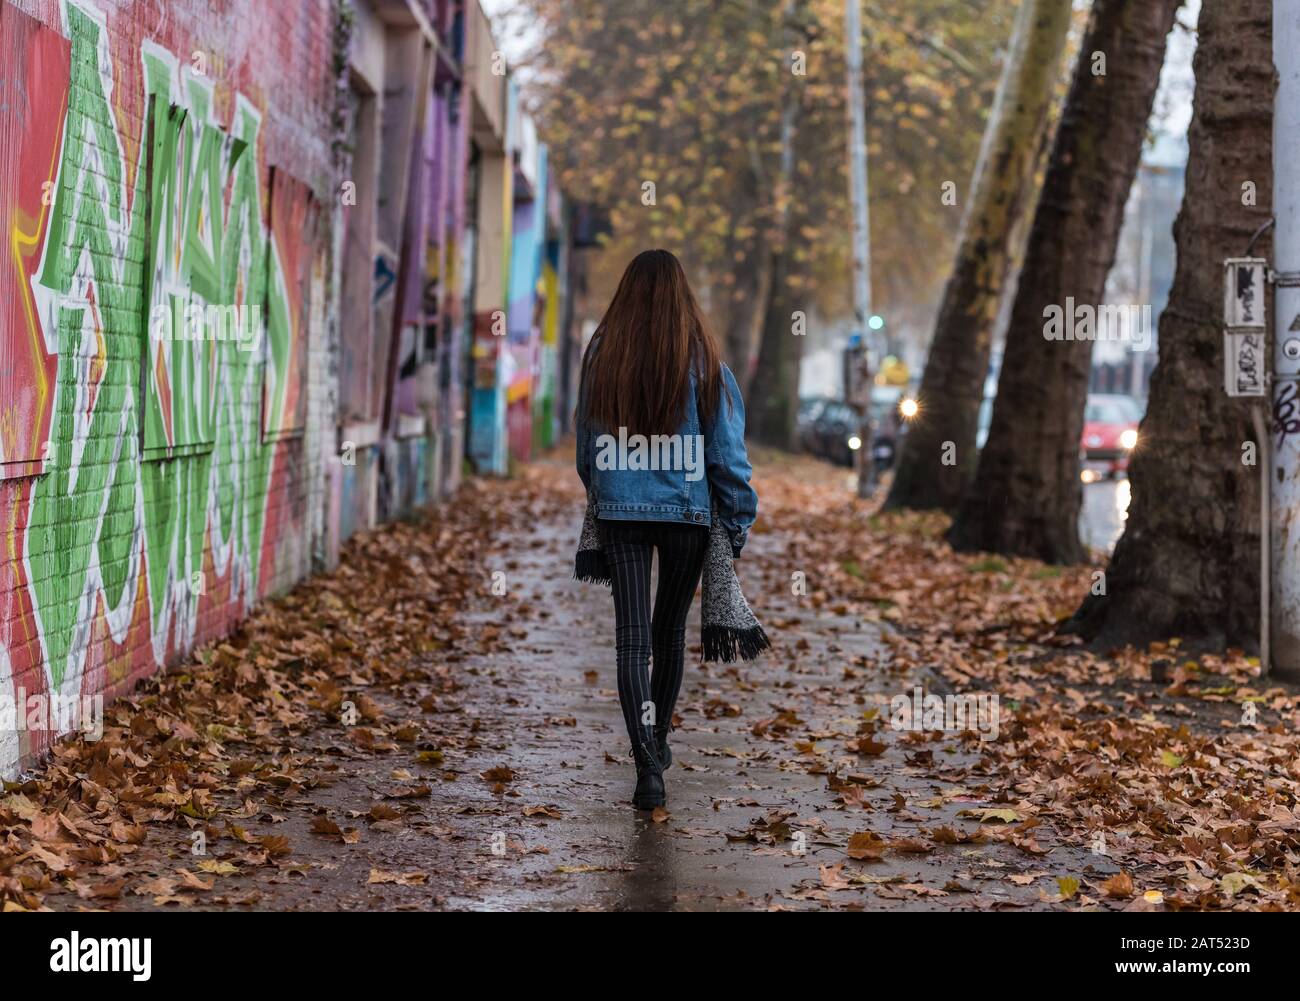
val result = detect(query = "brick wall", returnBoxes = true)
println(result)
[0,0,339,776]
[0,0,571,777]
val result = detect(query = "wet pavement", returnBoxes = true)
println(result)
[36,457,1112,911]
[406,465,1108,910]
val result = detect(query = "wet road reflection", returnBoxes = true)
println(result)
[1080,477,1131,554]
[617,818,679,910]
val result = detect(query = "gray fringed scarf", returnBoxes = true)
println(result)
[574,501,771,662]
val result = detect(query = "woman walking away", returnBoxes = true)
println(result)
[574,249,765,812]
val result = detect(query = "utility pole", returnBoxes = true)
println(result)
[1272,0,1300,678]
[845,0,874,497]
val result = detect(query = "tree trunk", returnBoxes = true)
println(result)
[720,231,771,398]
[884,0,1073,511]
[746,0,804,447]
[947,0,1183,562]
[1065,0,1270,651]
[749,248,803,448]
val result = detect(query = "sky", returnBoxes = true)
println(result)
[479,0,540,81]
[1147,0,1200,167]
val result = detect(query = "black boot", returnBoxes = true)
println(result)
[654,723,673,771]
[631,742,665,810]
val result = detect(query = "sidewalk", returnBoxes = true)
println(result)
[4,450,1297,911]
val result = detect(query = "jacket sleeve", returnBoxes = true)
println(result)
[705,363,758,557]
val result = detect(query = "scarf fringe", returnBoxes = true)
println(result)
[701,623,771,663]
[573,550,611,586]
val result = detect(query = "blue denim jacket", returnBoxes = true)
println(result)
[576,361,758,556]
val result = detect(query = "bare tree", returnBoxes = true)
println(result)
[948,0,1184,562]
[885,0,1073,511]
[1066,0,1270,650]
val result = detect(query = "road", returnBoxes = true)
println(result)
[1080,478,1130,554]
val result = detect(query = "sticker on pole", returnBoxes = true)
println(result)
[1224,258,1267,328]
[1225,331,1266,396]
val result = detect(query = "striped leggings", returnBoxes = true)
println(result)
[600,519,709,751]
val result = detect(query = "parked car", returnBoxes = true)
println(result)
[797,397,862,467]
[796,396,837,457]
[1081,393,1142,479]
[797,390,918,472]
[868,385,918,472]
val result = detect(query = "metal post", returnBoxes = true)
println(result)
[845,0,874,497]
[1252,403,1271,675]
[1272,0,1300,677]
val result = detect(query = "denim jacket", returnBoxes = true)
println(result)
[576,360,758,557]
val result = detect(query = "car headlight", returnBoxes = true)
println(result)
[847,435,862,451]
[1120,428,1138,450]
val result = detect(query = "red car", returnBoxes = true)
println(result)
[1081,394,1141,480]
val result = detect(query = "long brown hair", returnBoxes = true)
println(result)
[580,249,723,436]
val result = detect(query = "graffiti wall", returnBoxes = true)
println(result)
[0,0,336,776]
[0,0,574,777]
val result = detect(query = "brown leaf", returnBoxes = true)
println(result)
[1100,871,1135,899]
[176,868,214,891]
[368,868,427,886]
[847,831,885,860]
[257,835,292,858]
[310,817,343,837]
[820,863,852,889]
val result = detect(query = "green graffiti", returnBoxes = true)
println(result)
[29,2,294,689]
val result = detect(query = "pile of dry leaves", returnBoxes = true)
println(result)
[0,477,546,910]
[751,453,1300,910]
